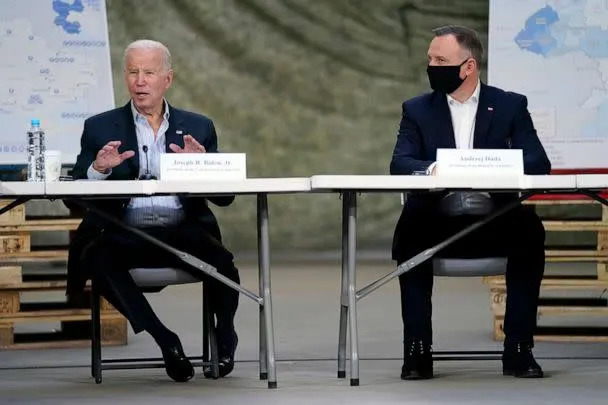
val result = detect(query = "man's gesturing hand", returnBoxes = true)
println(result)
[169,135,206,153]
[92,141,135,173]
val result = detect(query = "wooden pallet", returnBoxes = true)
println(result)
[489,278,608,342]
[492,321,608,343]
[0,265,127,350]
[526,198,608,280]
[0,199,79,259]
[0,199,127,350]
[485,198,608,342]
[0,201,81,263]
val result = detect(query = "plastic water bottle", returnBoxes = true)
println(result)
[26,119,46,181]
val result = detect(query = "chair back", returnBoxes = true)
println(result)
[401,190,506,277]
[439,192,494,216]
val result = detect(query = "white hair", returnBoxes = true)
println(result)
[123,39,172,71]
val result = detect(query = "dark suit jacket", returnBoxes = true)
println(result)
[66,102,234,297]
[389,83,551,260]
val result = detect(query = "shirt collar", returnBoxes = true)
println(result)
[130,99,170,123]
[447,79,481,106]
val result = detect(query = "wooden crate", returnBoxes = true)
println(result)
[0,265,127,350]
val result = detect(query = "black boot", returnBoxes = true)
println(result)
[502,342,544,378]
[401,339,433,380]
[204,331,238,379]
[161,336,194,382]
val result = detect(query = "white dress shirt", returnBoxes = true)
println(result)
[87,100,184,227]
[427,80,481,174]
[447,79,481,149]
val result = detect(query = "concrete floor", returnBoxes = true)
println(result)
[1,260,607,404]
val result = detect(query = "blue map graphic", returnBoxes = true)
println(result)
[53,0,84,35]
[515,3,608,59]
[512,1,608,141]
[0,0,115,163]
[514,5,559,57]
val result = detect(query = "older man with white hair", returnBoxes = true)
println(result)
[68,39,240,382]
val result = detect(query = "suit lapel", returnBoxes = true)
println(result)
[165,105,187,206]
[165,104,185,152]
[114,102,139,178]
[473,83,495,149]
[116,102,188,178]
[431,92,456,149]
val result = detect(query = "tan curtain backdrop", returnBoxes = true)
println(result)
[106,0,489,252]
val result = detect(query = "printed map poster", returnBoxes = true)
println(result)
[489,0,608,169]
[0,0,114,164]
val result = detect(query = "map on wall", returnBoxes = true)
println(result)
[489,0,608,169]
[0,0,114,164]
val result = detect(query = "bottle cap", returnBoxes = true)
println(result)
[31,119,40,126]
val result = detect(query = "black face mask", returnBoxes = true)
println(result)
[426,59,469,94]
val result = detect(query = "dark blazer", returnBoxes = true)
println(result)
[66,102,234,297]
[390,83,551,260]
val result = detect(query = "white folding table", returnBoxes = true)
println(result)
[2,177,311,388]
[310,174,580,385]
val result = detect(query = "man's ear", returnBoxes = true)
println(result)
[469,58,478,74]
[463,59,475,77]
[165,69,174,89]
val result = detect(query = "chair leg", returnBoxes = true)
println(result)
[202,284,209,364]
[91,278,102,384]
[203,285,219,379]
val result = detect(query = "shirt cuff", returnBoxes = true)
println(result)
[87,163,111,180]
[426,162,437,175]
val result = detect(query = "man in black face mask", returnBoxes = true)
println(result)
[390,26,551,380]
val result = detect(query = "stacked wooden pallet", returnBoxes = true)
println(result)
[487,197,608,342]
[0,199,127,350]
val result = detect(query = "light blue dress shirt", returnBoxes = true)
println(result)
[87,100,184,227]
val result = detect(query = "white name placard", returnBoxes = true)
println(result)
[436,149,524,176]
[160,153,246,181]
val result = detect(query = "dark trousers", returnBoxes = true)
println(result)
[83,223,240,356]
[393,204,545,346]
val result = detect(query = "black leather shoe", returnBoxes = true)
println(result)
[162,341,194,382]
[204,331,238,379]
[401,339,433,380]
[502,342,544,378]
[204,356,234,379]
